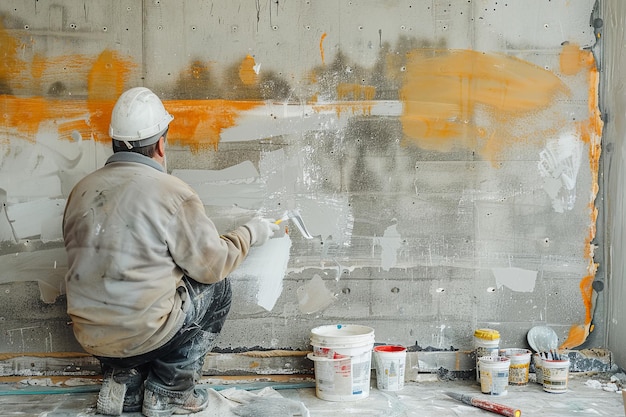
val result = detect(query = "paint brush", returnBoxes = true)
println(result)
[444,391,521,417]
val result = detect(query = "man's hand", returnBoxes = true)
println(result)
[244,217,280,246]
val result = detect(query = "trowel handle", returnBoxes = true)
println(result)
[274,212,289,225]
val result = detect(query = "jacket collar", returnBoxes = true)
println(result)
[105,152,166,173]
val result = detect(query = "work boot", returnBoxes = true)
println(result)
[97,368,144,415]
[142,387,209,417]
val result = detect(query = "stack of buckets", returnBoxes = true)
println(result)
[474,329,533,396]
[308,324,376,401]
[307,324,407,401]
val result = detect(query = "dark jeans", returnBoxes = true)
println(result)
[98,276,232,398]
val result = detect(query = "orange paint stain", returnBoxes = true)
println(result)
[31,54,95,87]
[57,119,93,141]
[87,50,137,142]
[337,83,376,101]
[165,99,261,151]
[560,43,595,76]
[239,55,258,86]
[0,96,49,138]
[0,96,95,142]
[0,20,27,85]
[399,49,569,160]
[319,33,327,65]
[561,45,603,350]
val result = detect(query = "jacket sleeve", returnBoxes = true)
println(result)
[165,195,252,284]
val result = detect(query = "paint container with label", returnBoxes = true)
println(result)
[542,358,570,393]
[500,348,531,385]
[474,329,500,382]
[373,345,406,392]
[308,324,375,401]
[478,356,510,396]
[533,353,544,385]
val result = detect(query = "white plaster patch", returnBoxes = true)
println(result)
[375,222,402,271]
[492,267,538,292]
[0,247,68,303]
[297,274,336,314]
[219,101,402,143]
[5,199,65,240]
[538,133,583,213]
[172,161,264,208]
[229,235,291,311]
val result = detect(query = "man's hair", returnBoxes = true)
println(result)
[111,128,167,157]
[112,140,158,157]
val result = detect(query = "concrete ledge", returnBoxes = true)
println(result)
[0,353,99,377]
[0,348,615,377]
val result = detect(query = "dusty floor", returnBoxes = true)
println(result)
[0,373,624,417]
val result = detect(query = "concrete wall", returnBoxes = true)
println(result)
[0,0,609,364]
[602,0,626,369]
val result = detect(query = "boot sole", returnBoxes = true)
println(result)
[97,378,126,416]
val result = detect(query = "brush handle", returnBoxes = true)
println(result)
[470,397,521,417]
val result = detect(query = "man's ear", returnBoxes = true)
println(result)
[156,136,166,157]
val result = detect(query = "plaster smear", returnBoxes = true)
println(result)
[0,248,67,303]
[492,267,537,293]
[297,274,336,314]
[259,148,354,246]
[375,222,403,271]
[538,133,584,213]
[172,161,265,209]
[228,235,291,311]
[5,199,64,241]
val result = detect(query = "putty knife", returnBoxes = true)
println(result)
[275,210,313,239]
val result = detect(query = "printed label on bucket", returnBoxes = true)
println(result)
[308,350,372,401]
[475,346,499,382]
[314,346,349,359]
[479,356,510,396]
[509,363,530,385]
[542,360,569,393]
[480,369,509,396]
[373,345,406,392]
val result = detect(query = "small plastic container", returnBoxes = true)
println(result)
[500,348,531,385]
[542,358,570,393]
[479,355,510,396]
[373,345,407,392]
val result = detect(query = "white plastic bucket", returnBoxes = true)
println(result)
[479,356,510,396]
[373,345,406,392]
[309,324,375,401]
[500,348,531,385]
[474,329,500,382]
[542,358,570,393]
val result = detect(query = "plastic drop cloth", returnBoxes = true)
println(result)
[194,387,309,417]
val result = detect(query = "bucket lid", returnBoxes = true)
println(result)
[474,328,500,340]
[310,324,375,348]
[373,345,406,353]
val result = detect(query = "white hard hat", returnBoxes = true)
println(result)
[109,87,174,148]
